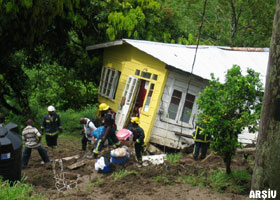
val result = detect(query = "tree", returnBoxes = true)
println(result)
[196,65,263,174]
[105,0,197,44]
[0,0,89,115]
[251,0,280,192]
[184,0,275,47]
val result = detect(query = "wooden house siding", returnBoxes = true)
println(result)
[150,70,208,149]
[98,43,168,144]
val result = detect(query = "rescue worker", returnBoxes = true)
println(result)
[127,117,145,164]
[22,119,50,168]
[80,117,97,151]
[192,123,211,160]
[92,103,120,158]
[41,105,62,148]
[0,113,5,127]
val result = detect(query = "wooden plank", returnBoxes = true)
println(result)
[67,160,86,170]
[174,132,193,139]
[236,147,256,153]
[146,143,163,154]
[149,134,192,149]
[54,155,79,162]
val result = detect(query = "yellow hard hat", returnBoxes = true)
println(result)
[131,117,140,124]
[98,103,110,111]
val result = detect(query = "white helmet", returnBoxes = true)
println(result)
[47,105,56,112]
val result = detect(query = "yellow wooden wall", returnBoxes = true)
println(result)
[98,43,168,143]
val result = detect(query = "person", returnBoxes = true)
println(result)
[192,123,211,160]
[80,117,97,151]
[92,103,120,158]
[127,117,145,164]
[41,105,62,148]
[0,113,5,127]
[22,119,50,168]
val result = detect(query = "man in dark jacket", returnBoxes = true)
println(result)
[41,105,62,148]
[92,103,120,158]
[128,117,145,164]
[192,123,211,160]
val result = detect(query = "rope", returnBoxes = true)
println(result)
[175,0,208,151]
[49,148,80,192]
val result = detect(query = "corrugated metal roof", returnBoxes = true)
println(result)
[87,39,269,85]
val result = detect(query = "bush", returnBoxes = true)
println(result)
[166,152,182,164]
[209,169,251,194]
[0,178,45,200]
[59,104,98,134]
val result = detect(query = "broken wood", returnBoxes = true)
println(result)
[236,147,256,153]
[67,160,86,170]
[201,152,217,163]
[146,143,163,154]
[55,155,80,162]
[174,132,193,139]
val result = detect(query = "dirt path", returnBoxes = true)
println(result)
[22,135,251,200]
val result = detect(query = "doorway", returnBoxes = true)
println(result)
[116,76,149,130]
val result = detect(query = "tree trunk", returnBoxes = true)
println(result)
[224,153,232,174]
[251,0,280,193]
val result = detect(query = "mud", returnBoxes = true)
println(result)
[22,134,252,200]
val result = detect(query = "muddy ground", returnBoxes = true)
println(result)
[22,135,252,200]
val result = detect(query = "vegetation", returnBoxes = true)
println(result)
[209,169,251,194]
[178,171,206,187]
[251,0,280,192]
[152,175,170,185]
[0,0,275,120]
[111,170,139,180]
[0,178,44,200]
[196,65,263,174]
[166,152,182,164]
[0,0,276,196]
[178,169,251,194]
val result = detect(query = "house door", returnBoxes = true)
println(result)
[116,76,138,129]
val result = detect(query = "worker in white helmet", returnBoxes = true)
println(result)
[41,105,62,148]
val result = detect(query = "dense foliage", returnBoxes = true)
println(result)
[196,65,264,174]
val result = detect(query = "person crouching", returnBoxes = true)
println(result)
[80,118,97,151]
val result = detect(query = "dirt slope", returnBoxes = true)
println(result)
[22,135,251,200]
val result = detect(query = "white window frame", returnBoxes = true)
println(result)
[99,66,120,100]
[165,87,197,127]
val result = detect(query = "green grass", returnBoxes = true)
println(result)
[0,178,45,200]
[166,152,182,164]
[111,170,139,180]
[209,169,251,193]
[59,104,98,134]
[153,175,170,185]
[178,171,206,187]
[88,177,103,191]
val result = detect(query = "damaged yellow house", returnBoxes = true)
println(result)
[87,40,168,144]
[87,39,268,149]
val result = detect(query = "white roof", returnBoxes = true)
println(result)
[87,39,269,85]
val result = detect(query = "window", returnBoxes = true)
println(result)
[168,90,182,119]
[167,89,196,124]
[152,74,158,80]
[180,93,195,123]
[135,69,140,76]
[143,83,154,112]
[141,71,151,79]
[99,66,120,100]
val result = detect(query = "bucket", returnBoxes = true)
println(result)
[0,122,22,182]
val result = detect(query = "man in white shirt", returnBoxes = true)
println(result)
[80,118,97,151]
[22,119,50,168]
